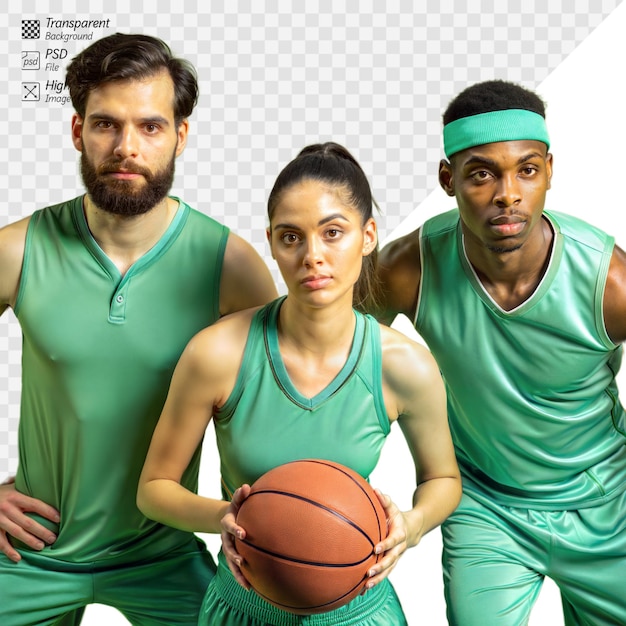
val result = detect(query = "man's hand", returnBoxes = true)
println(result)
[0,480,59,563]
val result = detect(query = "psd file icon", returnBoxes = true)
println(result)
[22,51,40,70]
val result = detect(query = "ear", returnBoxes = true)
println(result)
[175,119,189,157]
[438,159,456,197]
[362,218,378,256]
[71,114,83,152]
[266,228,275,259]
[545,152,554,191]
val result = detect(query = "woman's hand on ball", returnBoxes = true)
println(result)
[221,484,252,589]
[365,489,414,590]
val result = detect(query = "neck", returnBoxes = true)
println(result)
[83,195,178,275]
[463,215,554,310]
[276,295,358,399]
[278,295,356,356]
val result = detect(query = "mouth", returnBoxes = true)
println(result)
[300,275,332,290]
[104,170,143,180]
[489,214,525,236]
[100,160,149,179]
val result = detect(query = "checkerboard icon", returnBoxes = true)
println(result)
[22,19,40,39]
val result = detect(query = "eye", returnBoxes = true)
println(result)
[95,120,113,129]
[470,170,491,182]
[520,166,538,177]
[325,228,342,239]
[280,232,300,245]
[144,123,160,134]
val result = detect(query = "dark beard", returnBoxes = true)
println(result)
[80,151,176,216]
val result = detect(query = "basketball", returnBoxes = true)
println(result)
[234,458,388,615]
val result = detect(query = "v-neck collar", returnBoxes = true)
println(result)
[457,212,562,317]
[263,297,366,410]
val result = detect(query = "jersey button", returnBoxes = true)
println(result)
[116,294,124,303]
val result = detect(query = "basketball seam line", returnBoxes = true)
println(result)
[238,537,374,568]
[268,459,386,541]
[246,488,377,548]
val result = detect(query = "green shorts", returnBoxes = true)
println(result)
[0,536,216,626]
[442,489,626,626]
[199,552,407,626]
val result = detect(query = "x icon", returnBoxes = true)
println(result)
[22,82,39,101]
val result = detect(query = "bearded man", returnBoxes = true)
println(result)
[0,33,276,626]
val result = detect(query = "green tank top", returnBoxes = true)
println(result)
[213,298,391,499]
[14,196,229,563]
[417,209,626,509]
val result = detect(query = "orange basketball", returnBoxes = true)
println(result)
[234,459,387,615]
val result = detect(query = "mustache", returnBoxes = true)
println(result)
[97,159,151,178]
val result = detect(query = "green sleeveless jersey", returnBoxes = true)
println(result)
[213,298,391,498]
[417,209,626,509]
[14,196,229,563]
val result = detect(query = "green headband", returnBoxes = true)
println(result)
[443,109,550,158]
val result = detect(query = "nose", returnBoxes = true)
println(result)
[493,173,521,207]
[303,236,323,267]
[113,126,139,159]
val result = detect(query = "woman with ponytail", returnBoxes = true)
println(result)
[138,142,461,626]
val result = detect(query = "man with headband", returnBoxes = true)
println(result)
[377,80,626,625]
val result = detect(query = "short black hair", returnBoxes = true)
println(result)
[66,33,198,126]
[443,80,546,126]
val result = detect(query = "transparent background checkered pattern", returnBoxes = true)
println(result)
[0,0,621,546]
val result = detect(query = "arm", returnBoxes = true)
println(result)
[219,232,278,316]
[0,216,61,563]
[376,229,422,325]
[366,326,461,589]
[137,311,254,533]
[603,244,626,344]
[0,216,30,315]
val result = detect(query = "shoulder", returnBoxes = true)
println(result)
[378,210,461,284]
[378,324,442,392]
[171,306,262,404]
[0,215,31,248]
[546,211,623,343]
[377,228,422,323]
[546,210,614,252]
[379,228,421,271]
[377,323,446,420]
[184,204,229,232]
[0,216,31,310]
[223,230,260,262]
[186,306,260,366]
[157,305,268,418]
[220,232,278,315]
[603,244,626,344]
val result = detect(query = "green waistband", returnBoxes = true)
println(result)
[205,552,394,625]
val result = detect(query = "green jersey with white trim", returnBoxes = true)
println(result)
[416,209,626,509]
